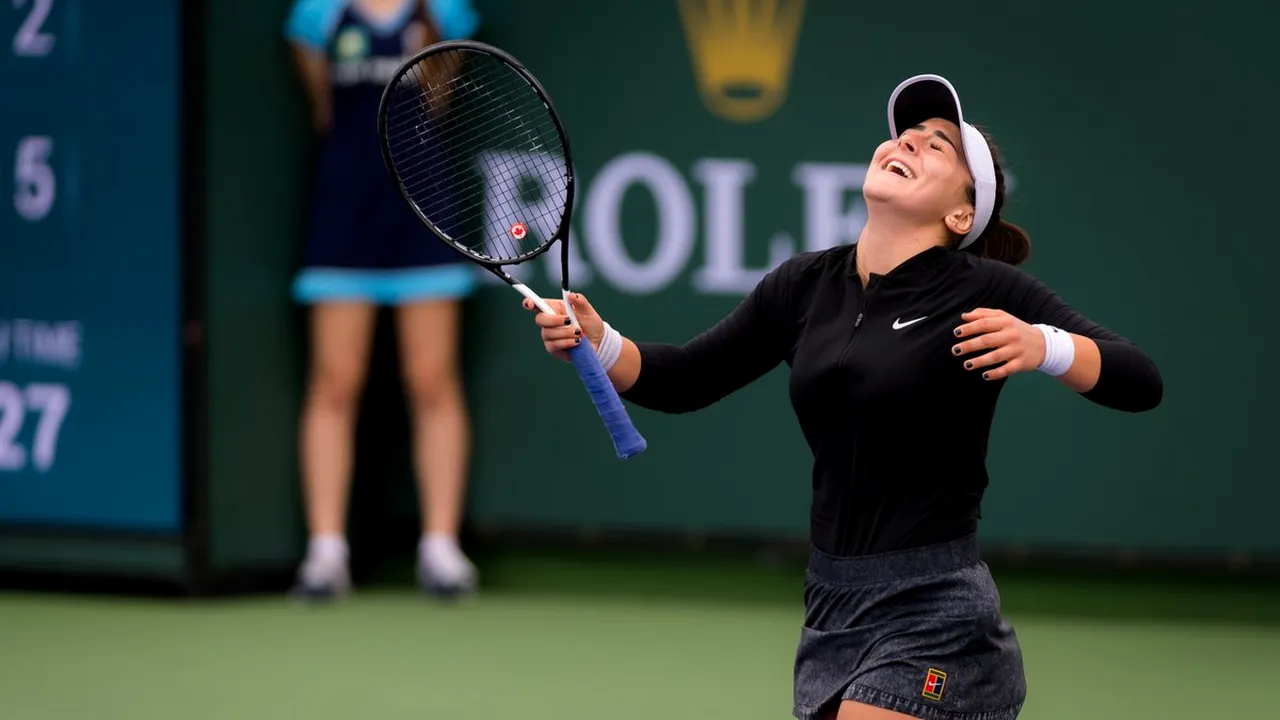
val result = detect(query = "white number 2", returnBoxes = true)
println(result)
[0,381,70,472]
[12,0,54,57]
[14,136,55,222]
[0,383,24,470]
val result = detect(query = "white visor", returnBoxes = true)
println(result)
[886,74,996,249]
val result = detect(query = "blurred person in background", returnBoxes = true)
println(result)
[284,0,481,600]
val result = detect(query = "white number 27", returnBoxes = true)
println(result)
[0,381,70,472]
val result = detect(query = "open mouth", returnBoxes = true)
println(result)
[884,160,915,179]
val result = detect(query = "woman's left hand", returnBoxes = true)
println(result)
[951,308,1045,381]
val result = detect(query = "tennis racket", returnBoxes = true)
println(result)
[377,40,647,460]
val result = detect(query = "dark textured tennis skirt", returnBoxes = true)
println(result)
[292,135,479,305]
[793,535,1026,720]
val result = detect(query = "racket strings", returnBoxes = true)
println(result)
[390,103,564,244]
[393,118,559,257]
[382,48,569,263]
[394,58,568,260]
[389,86,564,261]
[386,59,501,189]
[388,84,554,177]
[386,64,547,244]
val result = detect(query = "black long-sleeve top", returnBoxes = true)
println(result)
[620,244,1163,557]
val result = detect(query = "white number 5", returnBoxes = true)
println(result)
[14,136,55,222]
[0,381,70,472]
[12,0,54,57]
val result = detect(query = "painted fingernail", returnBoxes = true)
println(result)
[574,329,581,336]
[964,361,973,370]
[563,317,571,325]
[952,346,961,355]
[954,328,962,336]
[575,337,581,344]
[982,372,990,380]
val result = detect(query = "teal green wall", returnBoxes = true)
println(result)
[453,0,1279,557]
[204,0,310,573]
[199,0,1280,566]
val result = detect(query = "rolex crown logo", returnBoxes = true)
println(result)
[678,0,806,123]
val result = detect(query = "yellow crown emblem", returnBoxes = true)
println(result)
[677,0,806,123]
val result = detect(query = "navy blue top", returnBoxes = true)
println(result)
[285,0,480,271]
[622,244,1163,556]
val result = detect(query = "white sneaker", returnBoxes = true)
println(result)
[290,554,351,600]
[418,538,478,599]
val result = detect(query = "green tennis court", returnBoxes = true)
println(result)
[3,551,1277,719]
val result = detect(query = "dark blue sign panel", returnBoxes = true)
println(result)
[0,0,181,532]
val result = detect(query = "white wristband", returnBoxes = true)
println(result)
[595,321,623,372]
[1034,324,1075,377]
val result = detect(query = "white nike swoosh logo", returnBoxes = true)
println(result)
[892,316,927,330]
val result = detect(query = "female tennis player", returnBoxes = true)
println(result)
[524,74,1162,719]
[284,0,482,600]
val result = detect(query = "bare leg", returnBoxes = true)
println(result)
[395,298,475,596]
[835,700,921,719]
[293,301,377,597]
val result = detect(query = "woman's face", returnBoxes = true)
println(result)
[863,117,976,237]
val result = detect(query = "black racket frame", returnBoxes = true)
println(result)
[376,40,578,281]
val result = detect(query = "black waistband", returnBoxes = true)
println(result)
[807,534,981,585]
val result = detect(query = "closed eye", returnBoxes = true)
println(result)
[912,125,958,152]
[930,142,944,152]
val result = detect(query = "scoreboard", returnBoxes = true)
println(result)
[0,0,182,534]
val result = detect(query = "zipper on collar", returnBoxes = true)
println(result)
[837,280,870,367]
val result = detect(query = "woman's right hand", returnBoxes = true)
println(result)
[522,292,606,362]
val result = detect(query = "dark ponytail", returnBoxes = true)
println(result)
[952,127,1031,266]
[972,219,1031,266]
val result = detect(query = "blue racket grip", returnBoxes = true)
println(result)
[568,340,647,459]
